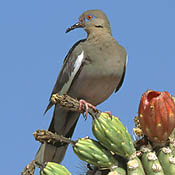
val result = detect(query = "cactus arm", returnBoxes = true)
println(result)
[140,146,164,175]
[158,147,175,175]
[127,157,145,175]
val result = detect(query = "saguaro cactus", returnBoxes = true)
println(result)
[22,91,175,175]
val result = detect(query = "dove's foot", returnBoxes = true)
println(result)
[79,99,97,118]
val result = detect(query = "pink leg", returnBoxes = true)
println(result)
[79,99,97,117]
[104,111,112,118]
[104,111,112,116]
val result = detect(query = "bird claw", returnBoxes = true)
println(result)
[104,111,112,119]
[51,94,59,104]
[79,99,97,119]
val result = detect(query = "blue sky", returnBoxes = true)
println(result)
[1,0,175,175]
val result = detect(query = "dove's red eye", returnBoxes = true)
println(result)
[86,15,95,21]
[87,15,93,20]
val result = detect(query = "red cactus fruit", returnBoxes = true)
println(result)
[138,90,175,143]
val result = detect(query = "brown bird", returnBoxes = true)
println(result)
[35,9,127,164]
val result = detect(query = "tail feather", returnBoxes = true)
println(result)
[43,101,53,115]
[35,105,80,164]
[35,140,69,164]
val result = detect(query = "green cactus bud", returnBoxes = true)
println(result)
[127,157,145,175]
[73,137,117,168]
[40,162,71,175]
[92,112,136,159]
[158,147,175,174]
[141,146,164,175]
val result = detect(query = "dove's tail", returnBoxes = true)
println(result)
[35,105,80,164]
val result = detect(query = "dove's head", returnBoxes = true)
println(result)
[66,10,112,35]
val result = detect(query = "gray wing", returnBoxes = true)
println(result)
[115,64,126,93]
[115,53,128,93]
[44,39,86,113]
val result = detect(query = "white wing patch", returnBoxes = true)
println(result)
[126,54,128,65]
[60,51,84,94]
[73,51,84,76]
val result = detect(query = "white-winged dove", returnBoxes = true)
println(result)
[35,9,127,164]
